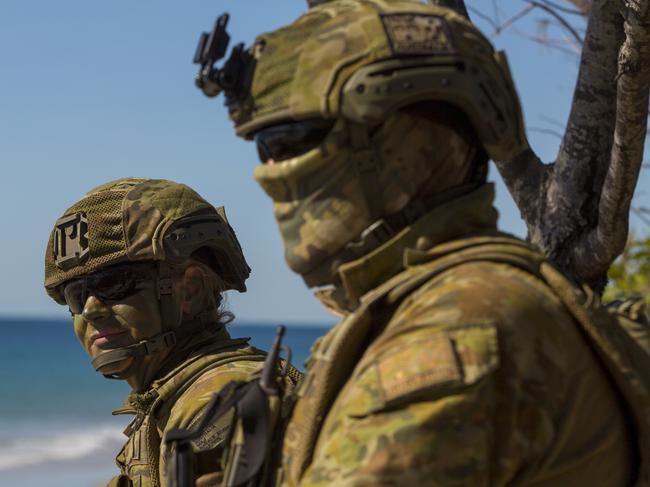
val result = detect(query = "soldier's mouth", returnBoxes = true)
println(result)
[90,330,129,347]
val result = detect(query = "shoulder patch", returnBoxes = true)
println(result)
[190,409,234,452]
[377,332,461,402]
[381,14,455,56]
[377,323,499,405]
[339,324,499,418]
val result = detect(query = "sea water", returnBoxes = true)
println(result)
[0,317,330,487]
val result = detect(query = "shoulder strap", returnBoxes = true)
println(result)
[140,340,267,487]
[539,264,650,485]
[151,339,266,411]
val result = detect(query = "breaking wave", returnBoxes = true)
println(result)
[0,424,124,471]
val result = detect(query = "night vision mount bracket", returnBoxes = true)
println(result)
[193,13,253,106]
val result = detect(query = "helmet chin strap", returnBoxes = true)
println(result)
[91,263,217,380]
[91,318,216,379]
[91,331,177,379]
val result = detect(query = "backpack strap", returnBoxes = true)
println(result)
[540,264,650,485]
[145,339,267,486]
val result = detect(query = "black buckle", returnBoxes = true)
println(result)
[360,219,395,247]
[158,277,173,296]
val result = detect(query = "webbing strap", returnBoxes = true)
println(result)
[347,122,384,223]
[158,262,177,332]
[302,181,482,289]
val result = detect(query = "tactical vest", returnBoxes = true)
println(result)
[281,236,650,486]
[107,338,267,487]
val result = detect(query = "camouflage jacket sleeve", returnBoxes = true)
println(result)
[300,262,634,486]
[157,360,264,487]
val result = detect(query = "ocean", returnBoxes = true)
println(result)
[0,317,330,487]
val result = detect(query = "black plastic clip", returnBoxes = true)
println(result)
[193,13,253,104]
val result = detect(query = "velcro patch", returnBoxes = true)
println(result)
[381,14,455,56]
[377,333,462,403]
[190,410,233,452]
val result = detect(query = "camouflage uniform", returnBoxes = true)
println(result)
[110,333,267,487]
[44,178,272,487]
[195,0,650,485]
[280,186,643,486]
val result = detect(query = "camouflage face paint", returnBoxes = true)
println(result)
[72,275,163,376]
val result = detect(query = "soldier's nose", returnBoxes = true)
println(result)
[82,295,111,323]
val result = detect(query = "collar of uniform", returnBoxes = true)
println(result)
[111,326,237,416]
[325,183,498,312]
[112,389,158,416]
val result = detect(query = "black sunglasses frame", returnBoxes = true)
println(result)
[253,119,335,163]
[61,263,157,315]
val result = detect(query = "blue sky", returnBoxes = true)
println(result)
[1,1,647,325]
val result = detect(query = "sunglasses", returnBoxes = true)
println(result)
[61,263,156,315]
[254,119,334,163]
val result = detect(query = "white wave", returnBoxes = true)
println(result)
[0,424,124,471]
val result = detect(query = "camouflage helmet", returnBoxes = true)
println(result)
[45,178,250,304]
[195,0,528,307]
[226,0,527,163]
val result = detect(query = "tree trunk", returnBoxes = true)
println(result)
[495,0,650,292]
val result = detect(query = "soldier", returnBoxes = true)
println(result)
[44,178,273,487]
[195,1,650,485]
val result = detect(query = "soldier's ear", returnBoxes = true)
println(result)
[179,264,209,317]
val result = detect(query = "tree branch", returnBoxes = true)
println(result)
[510,26,583,55]
[494,0,650,291]
[494,149,551,229]
[565,0,591,15]
[537,0,586,16]
[495,5,537,35]
[576,1,650,282]
[523,0,585,44]
[467,5,500,32]
[536,0,624,289]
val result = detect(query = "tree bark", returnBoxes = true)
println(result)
[494,0,650,292]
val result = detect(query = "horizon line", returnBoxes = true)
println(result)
[0,314,335,329]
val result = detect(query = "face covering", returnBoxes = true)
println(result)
[254,110,479,285]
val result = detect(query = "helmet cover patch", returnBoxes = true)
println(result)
[54,212,90,271]
[381,14,455,56]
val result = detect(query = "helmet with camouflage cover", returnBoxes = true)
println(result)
[230,0,526,159]
[44,177,250,378]
[198,0,528,304]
